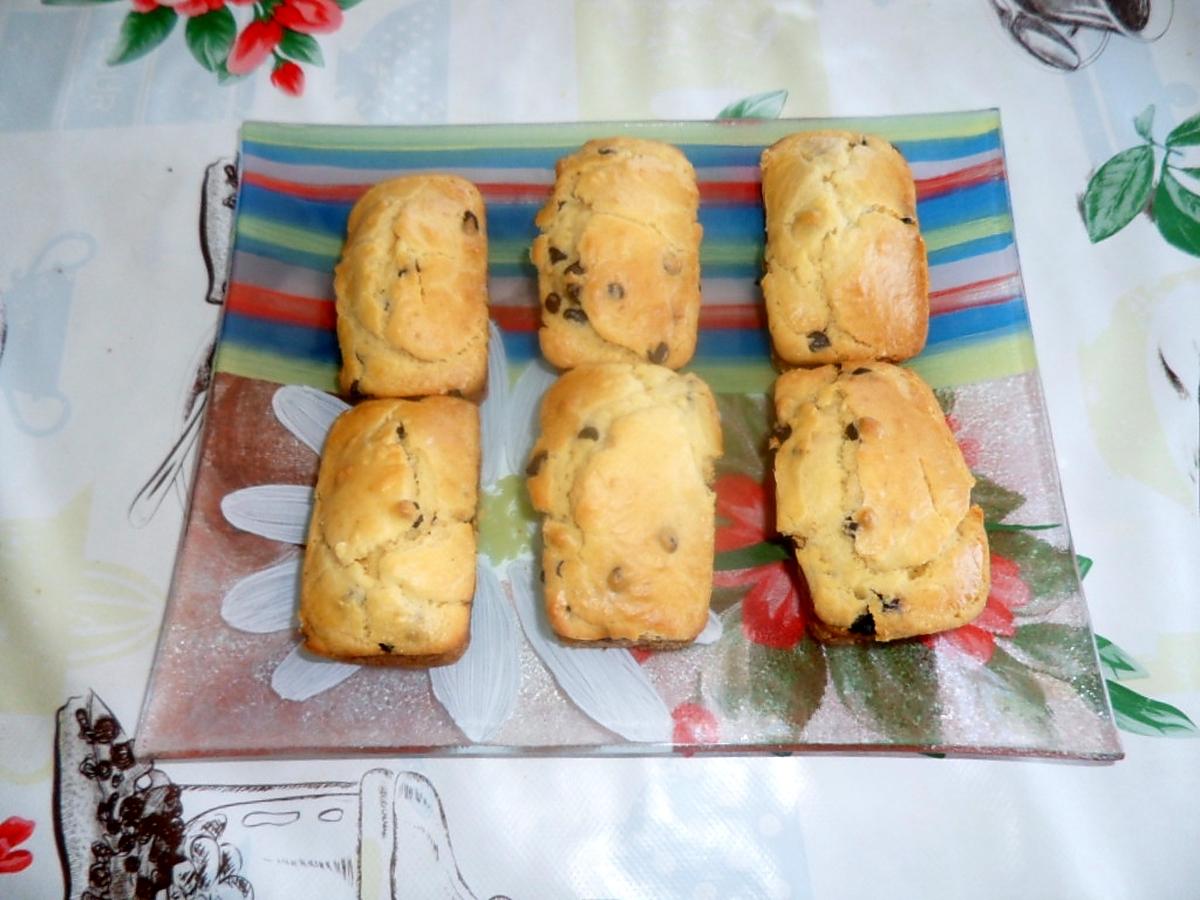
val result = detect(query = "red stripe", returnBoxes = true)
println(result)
[490,306,540,331]
[929,274,1021,314]
[227,283,335,329]
[914,158,1004,199]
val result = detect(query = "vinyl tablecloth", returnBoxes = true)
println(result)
[2,2,1199,897]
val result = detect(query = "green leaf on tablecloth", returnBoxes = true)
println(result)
[108,8,177,65]
[985,521,1060,533]
[716,392,770,480]
[989,528,1076,601]
[280,29,324,67]
[718,89,788,120]
[1076,554,1093,580]
[1106,680,1198,737]
[335,0,365,7]
[715,540,790,571]
[1153,170,1200,257]
[1133,104,1156,142]
[705,607,826,732]
[1177,167,1200,179]
[978,645,1054,734]
[1009,623,1097,681]
[971,474,1024,522]
[1094,634,1149,681]
[1082,145,1154,243]
[215,60,246,85]
[827,641,940,744]
[185,7,235,73]
[1165,112,1200,148]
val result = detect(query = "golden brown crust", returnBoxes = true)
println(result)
[773,363,988,641]
[526,363,723,645]
[532,138,703,370]
[760,130,929,365]
[300,396,480,665]
[334,175,489,398]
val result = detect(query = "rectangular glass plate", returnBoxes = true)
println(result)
[138,112,1123,761]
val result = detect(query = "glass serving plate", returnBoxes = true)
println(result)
[137,112,1122,761]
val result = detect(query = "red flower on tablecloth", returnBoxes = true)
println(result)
[271,60,305,96]
[173,0,226,16]
[713,473,808,649]
[227,20,283,75]
[672,702,720,745]
[275,0,343,34]
[0,816,34,874]
[923,554,1031,663]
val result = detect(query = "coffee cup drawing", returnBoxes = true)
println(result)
[989,0,1173,70]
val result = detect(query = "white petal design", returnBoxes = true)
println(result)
[479,320,510,486]
[693,609,723,645]
[221,557,300,633]
[430,561,521,743]
[270,643,358,701]
[271,385,348,455]
[221,485,312,544]
[504,359,557,479]
[506,559,672,743]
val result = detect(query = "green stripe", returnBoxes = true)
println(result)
[905,331,1037,389]
[923,214,1012,253]
[238,215,343,257]
[243,110,1001,151]
[216,342,339,391]
[690,361,776,394]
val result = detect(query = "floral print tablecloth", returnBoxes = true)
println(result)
[1,2,1198,897]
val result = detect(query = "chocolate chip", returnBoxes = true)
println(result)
[859,137,869,146]
[852,367,872,375]
[397,267,408,277]
[607,282,625,299]
[662,253,682,275]
[563,307,588,324]
[844,422,859,440]
[649,342,669,364]
[349,379,362,397]
[901,216,915,225]
[598,146,616,155]
[396,424,406,440]
[566,283,581,304]
[544,292,562,314]
[659,528,678,553]
[462,210,479,233]
[849,611,876,636]
[843,516,859,537]
[526,450,548,476]
[565,261,585,277]
[548,246,567,264]
[555,560,564,577]
[882,597,902,612]
[578,426,599,440]
[807,331,830,351]
[379,642,395,653]
[771,423,793,444]
[412,514,424,529]
[607,566,625,590]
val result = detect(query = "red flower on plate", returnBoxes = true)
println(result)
[227,20,284,75]
[713,473,809,649]
[274,0,344,34]
[945,413,981,469]
[271,60,305,96]
[0,816,34,875]
[672,702,719,745]
[923,554,1031,663]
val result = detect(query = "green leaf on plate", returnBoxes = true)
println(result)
[185,7,235,72]
[1082,145,1154,243]
[1076,554,1093,580]
[715,392,770,480]
[1009,623,1098,680]
[1133,104,1156,142]
[985,522,1060,533]
[989,528,1076,601]
[280,29,324,66]
[1165,111,1200,148]
[1154,169,1200,257]
[933,387,957,415]
[979,645,1054,734]
[715,541,790,571]
[1106,680,1198,737]
[826,641,940,744]
[108,7,177,65]
[1094,634,1149,681]
[971,474,1025,522]
[717,89,788,120]
[703,607,827,734]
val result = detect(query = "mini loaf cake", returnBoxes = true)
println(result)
[760,130,929,365]
[300,396,480,665]
[772,363,988,641]
[526,363,723,645]
[334,174,489,398]
[531,137,703,370]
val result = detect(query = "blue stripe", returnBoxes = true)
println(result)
[221,311,340,362]
[927,231,1014,266]
[915,179,1009,232]
[927,297,1028,345]
[892,130,1001,161]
